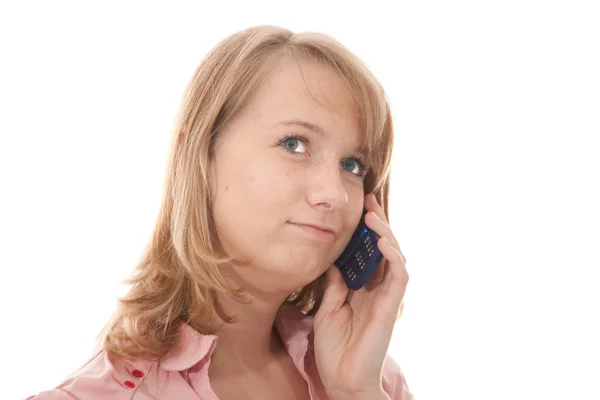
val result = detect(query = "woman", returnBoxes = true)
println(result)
[28,25,413,400]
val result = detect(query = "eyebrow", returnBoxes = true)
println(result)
[278,119,325,136]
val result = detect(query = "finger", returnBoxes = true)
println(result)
[364,193,387,223]
[363,256,388,290]
[315,266,349,320]
[377,237,409,302]
[364,193,407,265]
[364,210,399,250]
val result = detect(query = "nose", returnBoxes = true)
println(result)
[307,162,348,211]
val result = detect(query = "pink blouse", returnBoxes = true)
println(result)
[26,303,413,399]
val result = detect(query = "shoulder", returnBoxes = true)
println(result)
[25,348,155,400]
[382,354,414,400]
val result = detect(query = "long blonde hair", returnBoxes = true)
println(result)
[99,25,396,365]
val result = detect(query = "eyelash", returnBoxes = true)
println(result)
[277,134,369,177]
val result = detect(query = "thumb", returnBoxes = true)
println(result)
[316,266,348,319]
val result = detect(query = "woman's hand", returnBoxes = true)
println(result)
[313,193,409,400]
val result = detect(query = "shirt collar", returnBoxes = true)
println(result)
[160,301,314,372]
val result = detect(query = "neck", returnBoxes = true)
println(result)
[208,267,295,373]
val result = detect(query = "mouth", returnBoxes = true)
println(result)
[288,222,336,242]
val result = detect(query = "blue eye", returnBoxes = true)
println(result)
[282,138,299,151]
[341,159,357,172]
[279,136,308,154]
[341,157,367,176]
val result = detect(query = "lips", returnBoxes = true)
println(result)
[288,222,336,242]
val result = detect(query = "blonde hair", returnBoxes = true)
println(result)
[99,25,396,365]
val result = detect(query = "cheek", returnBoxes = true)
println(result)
[213,155,299,230]
[244,158,301,201]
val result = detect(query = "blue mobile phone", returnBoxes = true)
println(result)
[334,210,384,290]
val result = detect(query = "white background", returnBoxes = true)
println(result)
[1,1,599,399]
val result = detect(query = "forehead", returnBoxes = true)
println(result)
[244,58,363,144]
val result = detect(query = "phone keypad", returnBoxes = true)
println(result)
[365,234,376,256]
[343,236,373,283]
[334,219,383,290]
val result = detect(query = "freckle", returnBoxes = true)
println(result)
[225,185,229,191]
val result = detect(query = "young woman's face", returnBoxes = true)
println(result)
[210,58,366,293]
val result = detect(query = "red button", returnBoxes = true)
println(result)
[132,370,144,378]
[124,380,136,389]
